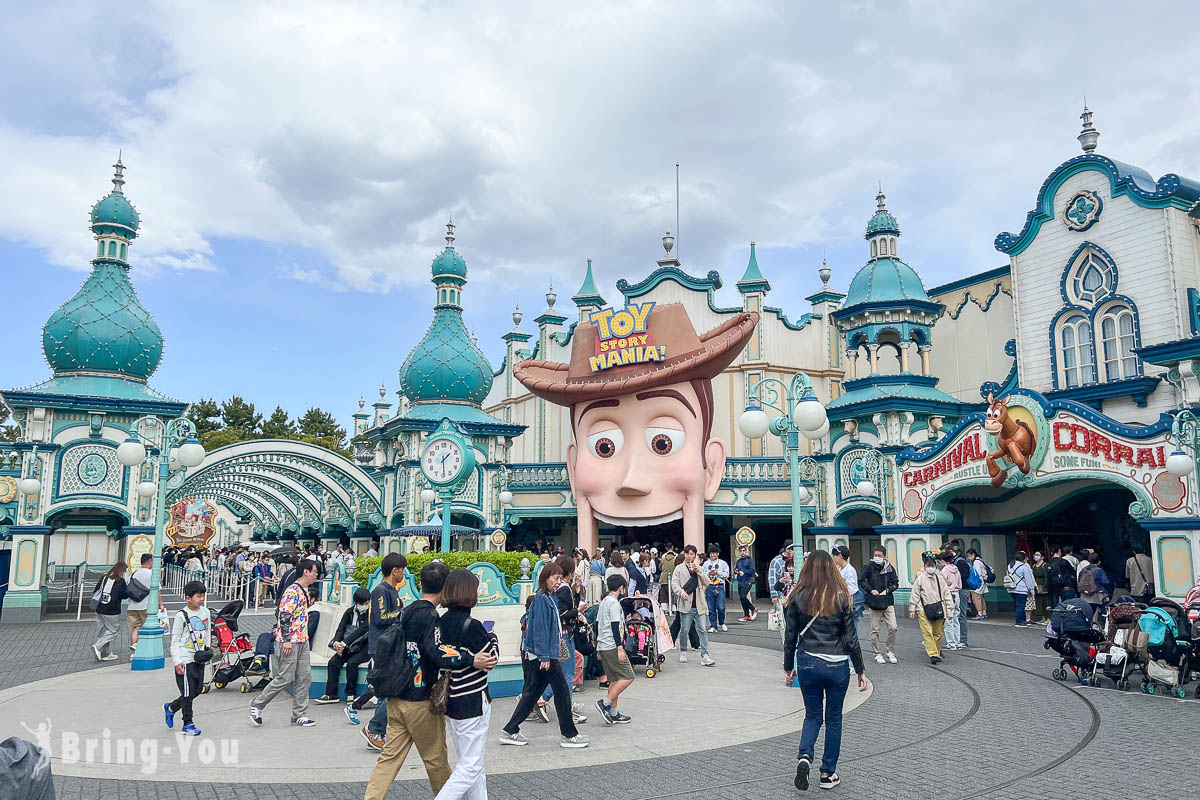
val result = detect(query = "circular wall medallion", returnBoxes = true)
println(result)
[77,453,109,486]
[1151,471,1185,512]
[1064,189,1102,232]
[0,476,17,503]
[903,489,923,520]
[490,529,507,547]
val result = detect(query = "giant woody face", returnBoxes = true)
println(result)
[566,379,726,551]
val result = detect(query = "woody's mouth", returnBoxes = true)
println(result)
[593,510,683,527]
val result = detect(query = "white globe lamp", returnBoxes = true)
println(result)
[420,488,437,504]
[793,396,827,433]
[856,479,876,497]
[177,438,206,468]
[116,436,147,467]
[803,419,830,441]
[499,489,514,505]
[18,477,41,496]
[137,480,157,498]
[738,406,770,439]
[796,485,812,504]
[1165,450,1193,478]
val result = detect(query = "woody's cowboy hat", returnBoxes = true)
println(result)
[514,302,759,407]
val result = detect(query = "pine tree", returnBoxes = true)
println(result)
[220,396,263,437]
[261,406,295,438]
[0,404,20,443]
[187,398,221,438]
[297,407,346,446]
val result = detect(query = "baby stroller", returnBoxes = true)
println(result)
[620,594,670,678]
[1090,600,1147,689]
[1044,598,1103,684]
[1132,599,1195,698]
[207,601,258,693]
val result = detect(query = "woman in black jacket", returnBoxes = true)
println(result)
[783,550,867,791]
[92,562,128,661]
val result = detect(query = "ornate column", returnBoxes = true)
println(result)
[900,341,911,373]
[868,344,880,375]
[845,350,857,380]
[918,345,932,375]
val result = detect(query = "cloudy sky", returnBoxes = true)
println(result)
[3,1,1198,429]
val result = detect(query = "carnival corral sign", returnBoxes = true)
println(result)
[897,391,1187,522]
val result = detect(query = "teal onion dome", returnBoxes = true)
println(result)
[43,264,164,380]
[431,219,467,280]
[842,257,931,308]
[865,208,899,236]
[90,157,140,238]
[399,309,494,404]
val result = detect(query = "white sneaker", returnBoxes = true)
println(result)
[886,652,898,664]
[700,654,716,667]
[100,654,119,662]
[874,653,886,664]
[707,626,717,633]
[560,734,589,748]
[572,711,588,724]
[679,653,688,663]
[498,732,528,746]
[719,624,728,632]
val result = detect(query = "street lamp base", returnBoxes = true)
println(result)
[131,624,167,671]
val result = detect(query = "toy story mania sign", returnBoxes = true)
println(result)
[587,302,667,371]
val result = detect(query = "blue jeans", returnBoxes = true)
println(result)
[542,634,574,702]
[706,584,726,628]
[957,589,971,644]
[367,692,388,736]
[1013,592,1028,625]
[678,608,710,656]
[795,650,850,775]
[851,591,865,623]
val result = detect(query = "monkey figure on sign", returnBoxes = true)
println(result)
[983,392,1034,488]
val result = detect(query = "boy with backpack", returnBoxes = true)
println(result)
[164,580,210,736]
[966,549,993,620]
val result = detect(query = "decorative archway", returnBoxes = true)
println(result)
[170,440,384,534]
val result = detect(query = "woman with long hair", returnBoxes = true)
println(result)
[435,569,499,800]
[782,550,866,791]
[605,551,628,585]
[91,561,129,661]
[535,556,588,725]
[499,562,589,748]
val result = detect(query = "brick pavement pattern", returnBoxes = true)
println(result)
[4,613,1196,799]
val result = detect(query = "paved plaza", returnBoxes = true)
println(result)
[2,612,1196,800]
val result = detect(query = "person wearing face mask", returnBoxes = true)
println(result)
[860,547,899,664]
[315,587,373,704]
[908,553,955,664]
[1031,551,1051,624]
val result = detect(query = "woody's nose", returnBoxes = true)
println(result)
[616,450,652,497]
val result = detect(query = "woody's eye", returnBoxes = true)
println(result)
[586,429,623,459]
[645,427,684,456]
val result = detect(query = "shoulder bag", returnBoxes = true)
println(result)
[430,616,471,715]
[919,576,945,620]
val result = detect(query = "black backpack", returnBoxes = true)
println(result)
[367,613,419,699]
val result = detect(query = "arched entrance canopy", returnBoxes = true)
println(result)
[169,440,385,535]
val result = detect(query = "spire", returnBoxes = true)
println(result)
[112,152,125,194]
[737,241,771,294]
[865,186,901,245]
[571,257,606,310]
[876,184,886,211]
[445,215,456,247]
[1078,103,1099,153]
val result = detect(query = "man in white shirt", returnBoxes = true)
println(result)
[701,545,731,633]
[832,545,863,622]
[127,553,165,653]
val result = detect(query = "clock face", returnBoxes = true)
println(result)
[423,438,465,484]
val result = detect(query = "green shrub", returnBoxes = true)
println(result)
[351,550,537,590]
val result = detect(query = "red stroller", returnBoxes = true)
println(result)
[206,600,258,693]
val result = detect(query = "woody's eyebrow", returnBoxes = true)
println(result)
[635,390,695,418]
[578,398,621,420]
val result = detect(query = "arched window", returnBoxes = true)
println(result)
[1059,315,1096,388]
[107,240,117,257]
[879,238,887,257]
[119,243,127,260]
[1098,304,1137,381]
[871,239,878,258]
[1065,247,1114,307]
[96,241,104,257]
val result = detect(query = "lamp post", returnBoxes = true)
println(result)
[116,417,205,670]
[1165,408,1200,507]
[738,372,828,563]
[15,445,43,500]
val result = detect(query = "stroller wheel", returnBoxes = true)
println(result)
[1174,687,1187,699]
[240,683,251,693]
[1146,683,1156,695]
[200,684,211,694]
[645,668,656,679]
[214,682,225,690]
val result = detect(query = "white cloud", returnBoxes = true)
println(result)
[0,0,1197,312]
